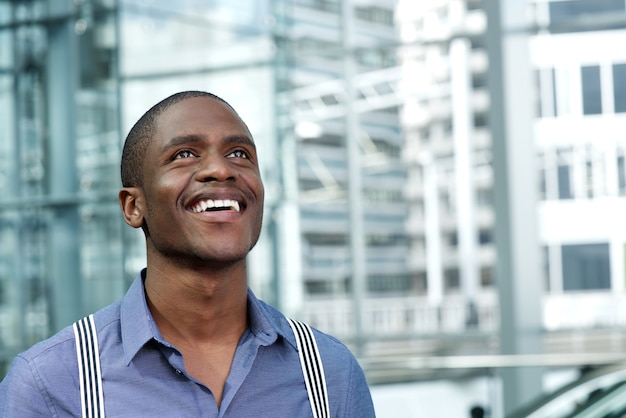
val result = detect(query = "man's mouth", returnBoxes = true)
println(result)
[189,199,241,213]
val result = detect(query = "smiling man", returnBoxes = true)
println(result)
[0,91,376,417]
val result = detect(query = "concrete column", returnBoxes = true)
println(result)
[485,0,544,414]
[342,1,367,357]
[46,1,82,331]
[420,153,444,309]
[450,38,480,326]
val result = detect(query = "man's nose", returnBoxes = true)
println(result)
[194,154,235,182]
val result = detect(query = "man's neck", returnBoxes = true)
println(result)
[143,261,249,346]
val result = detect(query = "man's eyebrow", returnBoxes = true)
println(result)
[223,134,257,150]
[160,135,204,153]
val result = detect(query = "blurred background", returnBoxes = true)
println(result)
[3,0,626,416]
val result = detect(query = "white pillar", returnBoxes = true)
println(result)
[420,153,444,308]
[450,37,480,323]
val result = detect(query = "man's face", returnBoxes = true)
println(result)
[137,96,264,267]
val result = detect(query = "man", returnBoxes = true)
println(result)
[0,91,376,417]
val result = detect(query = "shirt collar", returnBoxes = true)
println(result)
[120,270,292,365]
[246,287,289,346]
[120,270,159,365]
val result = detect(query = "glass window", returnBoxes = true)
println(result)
[355,6,394,26]
[618,155,626,195]
[551,68,558,116]
[368,274,412,293]
[562,243,611,291]
[480,266,493,287]
[558,164,573,199]
[550,0,626,27]
[539,167,547,200]
[478,229,492,245]
[613,63,626,113]
[543,246,550,292]
[585,160,594,198]
[534,69,543,117]
[581,65,602,115]
[444,268,460,290]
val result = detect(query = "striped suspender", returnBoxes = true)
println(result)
[73,314,105,418]
[72,315,327,418]
[287,318,330,418]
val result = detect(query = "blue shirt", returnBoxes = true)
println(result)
[0,273,375,417]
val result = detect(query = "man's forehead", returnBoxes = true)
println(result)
[152,97,253,143]
[161,95,232,117]
[156,96,243,125]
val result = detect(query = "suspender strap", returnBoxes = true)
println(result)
[287,318,330,418]
[73,314,105,418]
[72,314,324,418]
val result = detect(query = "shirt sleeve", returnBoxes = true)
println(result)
[344,357,377,417]
[0,355,55,417]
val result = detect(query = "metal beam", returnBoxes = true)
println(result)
[342,1,366,358]
[289,66,450,122]
[46,1,82,331]
[485,0,544,414]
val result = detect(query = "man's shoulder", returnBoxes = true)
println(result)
[254,297,359,365]
[18,324,76,363]
[307,324,362,368]
[17,300,121,364]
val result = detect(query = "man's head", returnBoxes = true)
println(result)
[121,91,233,188]
[118,91,264,267]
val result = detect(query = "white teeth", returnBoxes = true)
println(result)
[191,199,240,213]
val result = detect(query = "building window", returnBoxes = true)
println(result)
[539,168,547,200]
[412,272,427,294]
[585,160,594,198]
[562,243,611,291]
[478,229,492,245]
[363,188,404,203]
[444,268,460,290]
[355,6,394,26]
[473,113,488,128]
[558,164,573,199]
[613,63,626,113]
[618,155,626,195]
[581,65,602,115]
[446,232,458,247]
[305,233,347,246]
[476,188,493,207]
[306,279,344,295]
[480,266,493,287]
[368,274,411,293]
[419,128,431,144]
[543,246,550,292]
[549,0,626,27]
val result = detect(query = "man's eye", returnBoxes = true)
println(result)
[227,150,249,159]
[174,150,195,159]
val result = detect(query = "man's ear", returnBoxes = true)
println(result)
[119,187,145,229]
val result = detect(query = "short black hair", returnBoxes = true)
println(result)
[120,90,232,187]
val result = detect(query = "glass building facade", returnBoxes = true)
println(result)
[0,0,407,376]
[0,0,124,373]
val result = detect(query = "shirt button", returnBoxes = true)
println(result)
[175,369,183,375]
